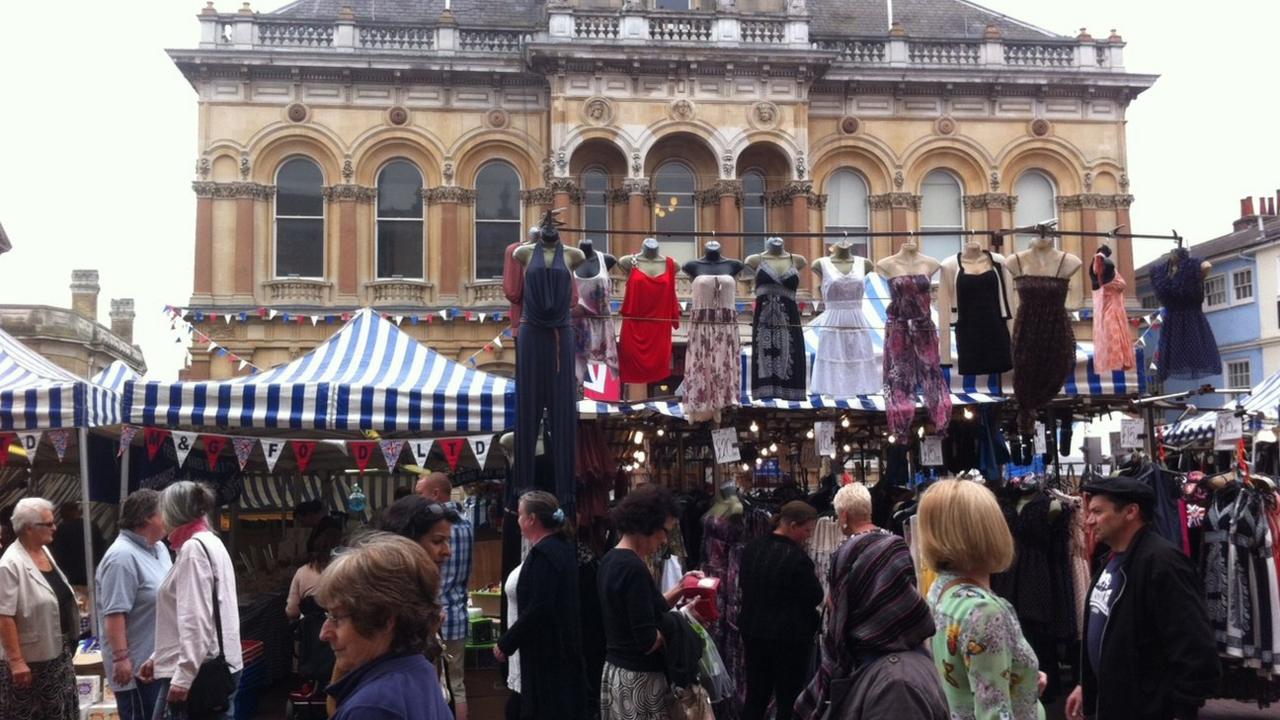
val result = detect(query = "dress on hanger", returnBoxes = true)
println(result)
[1011,254,1075,433]
[1091,261,1134,373]
[953,252,1014,375]
[750,256,806,401]
[883,274,951,438]
[682,275,741,423]
[1150,251,1221,381]
[573,259,619,382]
[618,257,680,385]
[809,257,877,397]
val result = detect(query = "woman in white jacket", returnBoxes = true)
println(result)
[138,482,242,719]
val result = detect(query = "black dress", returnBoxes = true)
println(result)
[750,257,807,400]
[1150,249,1221,381]
[953,253,1013,375]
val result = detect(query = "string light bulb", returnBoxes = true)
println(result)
[656,428,665,437]
[633,430,644,445]
[634,450,646,464]
[749,421,760,433]
[755,457,763,466]
[963,408,974,420]
[917,426,926,438]
[740,463,750,472]
[888,434,897,444]
[843,443,852,453]
[769,442,778,453]
[841,417,851,428]
[806,429,814,439]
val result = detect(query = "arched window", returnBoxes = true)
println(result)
[824,169,870,257]
[920,170,964,261]
[654,161,697,264]
[741,170,768,257]
[1013,171,1058,251]
[274,157,325,278]
[376,160,424,279]
[655,0,690,8]
[474,161,521,279]
[582,167,610,254]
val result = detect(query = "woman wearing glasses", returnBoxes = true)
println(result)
[0,497,80,720]
[318,533,452,720]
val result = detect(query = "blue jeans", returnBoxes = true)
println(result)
[117,681,163,720]
[151,672,241,720]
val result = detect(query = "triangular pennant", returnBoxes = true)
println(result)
[0,434,14,468]
[479,312,487,323]
[467,434,495,469]
[118,426,139,457]
[408,439,434,467]
[171,430,198,468]
[393,315,404,325]
[203,435,227,468]
[232,437,256,471]
[16,431,42,461]
[260,438,287,472]
[379,439,406,470]
[224,313,232,324]
[292,440,317,474]
[438,438,465,471]
[268,309,279,320]
[144,427,171,461]
[349,441,377,473]
[311,315,320,326]
[48,429,72,462]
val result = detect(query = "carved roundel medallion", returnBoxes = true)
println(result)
[669,99,696,122]
[748,101,779,130]
[839,116,861,135]
[935,116,957,136]
[1029,118,1052,137]
[582,97,614,126]
[485,109,510,129]
[387,106,410,126]
[286,103,309,123]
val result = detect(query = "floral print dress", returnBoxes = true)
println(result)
[927,572,1046,720]
[682,274,741,423]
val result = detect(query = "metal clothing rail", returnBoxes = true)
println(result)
[556,223,1185,243]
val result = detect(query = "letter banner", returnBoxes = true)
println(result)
[171,431,198,468]
[260,439,287,472]
[203,435,228,469]
[48,429,71,462]
[379,439,406,470]
[16,432,41,461]
[232,437,256,471]
[408,439,434,467]
[292,440,317,474]
[438,438,465,471]
[144,427,171,461]
[118,426,138,458]
[349,441,378,474]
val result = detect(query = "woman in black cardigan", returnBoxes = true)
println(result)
[494,491,589,719]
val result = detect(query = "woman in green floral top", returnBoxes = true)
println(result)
[918,480,1046,720]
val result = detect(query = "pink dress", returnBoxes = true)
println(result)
[1092,272,1135,373]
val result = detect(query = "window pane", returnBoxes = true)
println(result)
[476,163,520,220]
[1013,171,1056,251]
[921,170,961,227]
[476,221,518,279]
[922,235,962,261]
[582,169,608,192]
[1233,270,1253,301]
[277,158,324,216]
[826,169,868,229]
[377,220,424,279]
[741,171,767,256]
[1204,276,1226,307]
[584,204,610,253]
[822,226,869,258]
[276,218,324,277]
[377,161,423,219]
[655,163,695,194]
[655,0,689,10]
[655,162,696,265]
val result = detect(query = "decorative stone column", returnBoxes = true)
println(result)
[521,187,555,220]
[192,182,216,299]
[696,180,743,258]
[425,187,476,298]
[963,193,1017,249]
[548,178,582,229]
[623,178,652,258]
[770,181,819,294]
[1061,193,1136,298]
[324,184,376,299]
[869,193,922,252]
[193,181,274,300]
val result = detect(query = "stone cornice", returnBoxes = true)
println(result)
[868,192,921,211]
[192,181,276,200]
[767,181,820,208]
[546,177,584,204]
[1056,193,1135,210]
[694,180,744,207]
[423,187,477,205]
[605,188,632,205]
[963,193,1017,210]
[520,188,555,206]
[322,184,376,202]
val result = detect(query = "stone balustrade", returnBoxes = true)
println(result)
[264,278,332,305]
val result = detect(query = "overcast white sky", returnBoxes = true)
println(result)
[1,1,1277,381]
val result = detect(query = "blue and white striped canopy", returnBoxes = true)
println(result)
[1160,369,1280,445]
[0,327,122,429]
[126,309,515,431]
[91,360,140,393]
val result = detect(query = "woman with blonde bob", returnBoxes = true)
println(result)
[918,480,1046,720]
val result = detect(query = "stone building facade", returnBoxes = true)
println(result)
[173,0,1155,384]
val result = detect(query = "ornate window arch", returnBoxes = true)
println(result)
[474,161,522,279]
[654,160,697,264]
[581,166,610,254]
[274,156,325,278]
[376,160,425,279]
[741,169,768,256]
[824,168,871,257]
[920,169,965,260]
[1013,170,1058,251]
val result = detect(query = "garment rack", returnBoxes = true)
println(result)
[555,225,1185,243]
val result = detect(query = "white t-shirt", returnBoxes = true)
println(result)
[504,563,522,693]
[150,531,244,689]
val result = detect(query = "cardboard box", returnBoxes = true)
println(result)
[76,675,101,706]
[86,702,119,720]
[469,590,501,618]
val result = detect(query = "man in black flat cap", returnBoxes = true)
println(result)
[1066,475,1219,720]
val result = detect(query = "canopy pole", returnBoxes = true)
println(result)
[118,438,131,514]
[78,428,97,636]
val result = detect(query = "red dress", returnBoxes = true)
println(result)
[619,257,680,384]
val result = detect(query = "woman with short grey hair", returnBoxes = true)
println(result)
[137,482,243,719]
[0,496,80,720]
[832,484,873,536]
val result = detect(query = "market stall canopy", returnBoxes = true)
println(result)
[1159,369,1280,445]
[125,308,515,432]
[0,326,123,429]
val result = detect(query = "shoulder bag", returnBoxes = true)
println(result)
[186,538,237,719]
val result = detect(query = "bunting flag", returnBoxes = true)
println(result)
[203,435,228,468]
[438,438,465,471]
[16,432,41,460]
[260,438,288,472]
[232,437,256,471]
[48,429,71,462]
[0,434,14,468]
[118,425,139,457]
[144,427,171,461]
[292,440,317,474]
[408,438,434,467]
[171,431,198,468]
[468,434,495,469]
[349,441,378,473]
[379,439,406,470]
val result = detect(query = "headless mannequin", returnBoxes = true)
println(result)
[704,481,744,519]
[876,238,941,278]
[812,240,872,278]
[1089,245,1117,290]
[745,237,808,275]
[1007,237,1082,279]
[514,225,586,270]
[618,238,669,277]
[936,239,1018,365]
[959,238,993,274]
[1165,246,1213,279]
[575,238,617,279]
[683,241,744,278]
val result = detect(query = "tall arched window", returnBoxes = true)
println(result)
[1013,171,1058,251]
[376,160,424,279]
[475,161,521,279]
[582,167,610,254]
[920,170,964,261]
[741,170,768,257]
[654,161,697,264]
[275,157,325,278]
[824,169,870,257]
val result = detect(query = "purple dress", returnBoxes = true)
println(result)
[1150,250,1221,382]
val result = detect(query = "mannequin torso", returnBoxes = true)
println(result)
[515,237,586,270]
[958,241,994,275]
[745,237,808,275]
[812,242,872,277]
[1008,238,1082,279]
[876,241,941,278]
[618,238,670,277]
[683,241,744,278]
[575,239,617,279]
[1089,247,1117,290]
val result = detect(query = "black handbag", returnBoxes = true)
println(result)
[185,538,237,719]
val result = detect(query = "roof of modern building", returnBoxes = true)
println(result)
[1136,215,1280,278]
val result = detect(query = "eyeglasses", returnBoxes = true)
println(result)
[33,522,58,529]
[323,611,351,625]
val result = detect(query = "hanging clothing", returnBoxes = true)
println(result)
[515,243,579,513]
[952,253,1014,376]
[810,257,877,397]
[1150,250,1221,382]
[573,258,619,382]
[751,257,806,401]
[619,257,680,385]
[1091,266,1135,373]
[1011,257,1075,434]
[682,275,741,423]
[1202,484,1272,665]
[883,274,951,439]
[505,241,579,339]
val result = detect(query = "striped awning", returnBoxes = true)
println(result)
[1159,369,1280,445]
[237,473,417,514]
[0,327,122,429]
[126,309,516,432]
[91,361,140,393]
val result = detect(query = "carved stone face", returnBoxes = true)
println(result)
[671,100,694,121]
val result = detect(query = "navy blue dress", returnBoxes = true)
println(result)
[1150,250,1220,382]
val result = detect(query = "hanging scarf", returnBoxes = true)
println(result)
[169,516,210,551]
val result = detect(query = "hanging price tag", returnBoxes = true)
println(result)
[813,421,835,458]
[921,436,944,467]
[711,427,740,464]
[1215,413,1243,449]
[1120,419,1144,450]
[1033,422,1047,456]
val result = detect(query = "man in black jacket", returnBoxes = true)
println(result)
[1066,476,1219,720]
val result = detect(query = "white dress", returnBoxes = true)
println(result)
[504,563,522,693]
[810,257,878,396]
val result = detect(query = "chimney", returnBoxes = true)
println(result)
[110,299,135,344]
[1235,197,1259,231]
[70,270,100,321]
[1269,197,1276,216]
